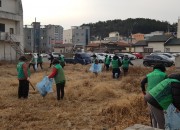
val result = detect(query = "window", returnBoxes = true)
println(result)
[144,48,153,53]
[0,23,5,32]
[10,28,14,34]
[165,48,170,52]
[0,1,1,7]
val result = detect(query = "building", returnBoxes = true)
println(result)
[0,0,24,61]
[24,23,63,53]
[63,26,90,46]
[133,18,180,53]
[132,33,144,41]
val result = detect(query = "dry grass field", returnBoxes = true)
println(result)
[0,62,176,130]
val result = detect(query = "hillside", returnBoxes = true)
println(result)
[0,62,175,130]
[82,18,177,39]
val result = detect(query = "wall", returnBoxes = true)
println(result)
[148,42,164,52]
[0,0,17,13]
[177,18,180,39]
[0,42,16,61]
[134,46,144,52]
[165,45,180,52]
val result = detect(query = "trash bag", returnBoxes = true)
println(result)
[36,76,53,97]
[89,63,102,73]
[165,104,180,130]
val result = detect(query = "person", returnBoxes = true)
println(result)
[28,54,36,72]
[111,55,122,79]
[90,59,102,77]
[141,64,167,129]
[58,54,65,68]
[48,59,66,100]
[17,56,31,99]
[121,55,133,76]
[105,55,111,71]
[37,53,43,70]
[91,53,97,63]
[48,53,54,68]
[144,73,180,129]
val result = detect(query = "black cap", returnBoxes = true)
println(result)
[52,58,60,65]
[153,64,166,72]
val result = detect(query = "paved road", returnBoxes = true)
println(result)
[131,59,144,67]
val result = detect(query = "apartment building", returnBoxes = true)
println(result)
[63,26,90,46]
[24,23,63,53]
[0,0,24,60]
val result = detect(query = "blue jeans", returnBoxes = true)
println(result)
[165,104,180,130]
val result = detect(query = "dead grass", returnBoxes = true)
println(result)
[0,63,176,130]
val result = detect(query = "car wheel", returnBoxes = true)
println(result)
[143,61,149,67]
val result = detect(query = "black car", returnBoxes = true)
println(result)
[143,55,174,67]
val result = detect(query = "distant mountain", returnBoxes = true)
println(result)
[82,18,177,39]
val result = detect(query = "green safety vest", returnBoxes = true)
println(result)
[112,59,119,69]
[122,59,129,68]
[105,57,110,65]
[149,78,180,110]
[147,69,167,91]
[17,62,30,79]
[37,56,43,63]
[54,64,65,84]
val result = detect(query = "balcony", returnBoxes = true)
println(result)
[0,32,20,42]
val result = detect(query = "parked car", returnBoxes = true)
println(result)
[40,53,48,57]
[52,52,60,58]
[150,52,175,63]
[132,52,143,59]
[116,53,136,60]
[64,52,91,65]
[143,55,174,67]
[95,53,106,63]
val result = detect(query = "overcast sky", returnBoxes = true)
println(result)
[22,0,180,29]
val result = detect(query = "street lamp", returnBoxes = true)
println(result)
[128,22,137,52]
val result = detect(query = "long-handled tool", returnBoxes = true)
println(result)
[28,80,35,91]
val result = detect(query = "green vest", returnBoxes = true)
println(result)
[59,56,64,62]
[31,57,35,63]
[149,78,180,110]
[37,56,43,63]
[122,59,129,68]
[105,57,110,65]
[147,69,167,91]
[112,59,119,68]
[17,62,30,79]
[54,64,65,84]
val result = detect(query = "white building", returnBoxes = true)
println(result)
[63,26,90,46]
[0,0,24,61]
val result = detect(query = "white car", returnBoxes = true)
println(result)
[52,52,60,58]
[120,53,136,60]
[95,53,106,63]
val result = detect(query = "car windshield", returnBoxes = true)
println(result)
[53,53,60,55]
[81,53,90,58]
[159,55,168,59]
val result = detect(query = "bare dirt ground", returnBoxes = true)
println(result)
[0,62,176,130]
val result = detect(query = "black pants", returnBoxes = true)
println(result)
[49,60,53,68]
[123,67,129,76]
[37,62,43,69]
[18,80,29,99]
[105,64,110,71]
[112,68,120,78]
[29,63,36,71]
[56,81,65,100]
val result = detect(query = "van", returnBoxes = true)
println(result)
[74,53,91,65]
